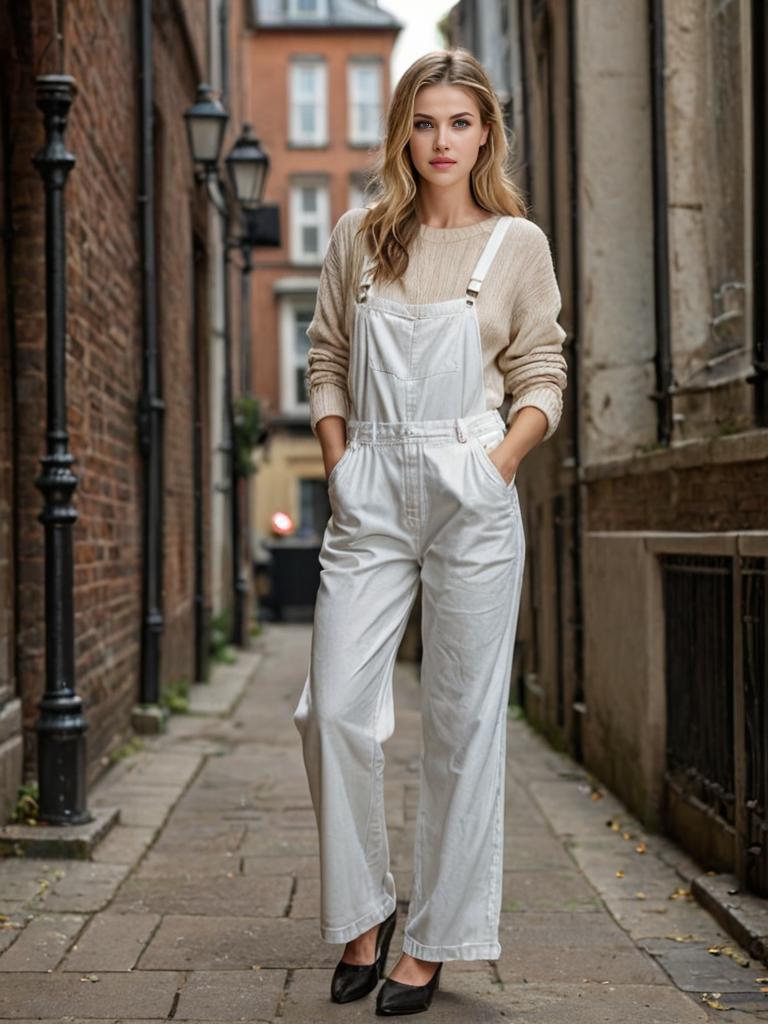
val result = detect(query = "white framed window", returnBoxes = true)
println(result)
[289,59,327,145]
[290,179,330,264]
[288,0,328,17]
[279,298,314,414]
[347,59,382,145]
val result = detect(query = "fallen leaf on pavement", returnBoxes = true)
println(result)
[701,992,727,1010]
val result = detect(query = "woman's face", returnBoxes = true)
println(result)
[407,83,489,187]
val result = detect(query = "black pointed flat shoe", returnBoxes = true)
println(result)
[330,907,398,1004]
[375,960,443,1015]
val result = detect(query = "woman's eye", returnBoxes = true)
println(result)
[414,119,470,130]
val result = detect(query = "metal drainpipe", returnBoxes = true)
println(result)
[1,77,22,713]
[191,237,207,682]
[517,0,533,202]
[566,0,585,762]
[217,0,246,646]
[649,0,674,444]
[219,0,229,107]
[752,0,768,425]
[137,0,165,706]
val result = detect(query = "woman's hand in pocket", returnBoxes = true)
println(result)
[488,439,521,486]
[325,445,348,481]
[316,414,348,481]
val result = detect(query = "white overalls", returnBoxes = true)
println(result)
[292,215,526,962]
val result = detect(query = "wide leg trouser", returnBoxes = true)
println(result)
[292,417,526,961]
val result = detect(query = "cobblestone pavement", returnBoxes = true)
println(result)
[1,621,767,1022]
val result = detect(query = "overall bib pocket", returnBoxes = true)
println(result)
[364,309,461,381]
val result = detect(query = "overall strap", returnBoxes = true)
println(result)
[466,216,513,301]
[357,248,376,302]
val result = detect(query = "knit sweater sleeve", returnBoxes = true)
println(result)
[305,213,355,437]
[498,222,568,442]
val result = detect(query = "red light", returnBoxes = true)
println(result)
[271,510,295,536]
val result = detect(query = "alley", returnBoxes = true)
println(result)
[0,622,766,1021]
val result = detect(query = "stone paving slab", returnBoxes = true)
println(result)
[110,873,293,917]
[187,659,260,716]
[22,861,131,914]
[496,909,665,985]
[0,913,85,972]
[134,849,244,880]
[136,915,341,970]
[500,868,603,912]
[0,908,30,955]
[241,855,320,879]
[0,971,181,1018]
[89,825,156,865]
[640,937,768,993]
[60,912,161,971]
[603,894,734,940]
[0,861,64,902]
[174,969,285,1020]
[498,831,577,872]
[149,821,248,854]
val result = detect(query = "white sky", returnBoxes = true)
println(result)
[380,0,456,85]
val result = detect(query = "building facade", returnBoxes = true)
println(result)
[0,0,253,821]
[446,0,768,897]
[245,0,402,564]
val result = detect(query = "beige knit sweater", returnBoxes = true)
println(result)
[305,207,568,441]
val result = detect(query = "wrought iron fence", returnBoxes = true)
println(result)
[743,557,768,895]
[661,553,768,897]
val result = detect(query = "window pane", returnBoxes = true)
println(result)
[299,104,315,134]
[302,225,319,254]
[301,187,317,213]
[295,311,312,357]
[357,66,378,99]
[297,66,315,95]
[296,365,308,405]
[350,64,380,141]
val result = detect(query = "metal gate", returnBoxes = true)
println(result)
[662,553,768,896]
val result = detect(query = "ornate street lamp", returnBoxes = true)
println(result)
[225,123,269,211]
[184,84,228,169]
[32,75,91,826]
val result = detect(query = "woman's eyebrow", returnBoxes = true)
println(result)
[412,111,475,118]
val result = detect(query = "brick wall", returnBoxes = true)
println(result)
[3,1,213,785]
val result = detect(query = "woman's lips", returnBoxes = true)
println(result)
[430,160,456,168]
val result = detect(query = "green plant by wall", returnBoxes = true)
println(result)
[210,609,237,664]
[11,781,39,826]
[159,676,190,714]
[108,736,146,764]
[233,393,264,478]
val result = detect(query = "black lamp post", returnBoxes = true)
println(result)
[226,127,269,637]
[32,75,91,826]
[184,92,268,647]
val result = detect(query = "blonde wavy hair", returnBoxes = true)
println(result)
[354,48,528,285]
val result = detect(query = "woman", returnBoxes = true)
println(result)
[292,48,567,1016]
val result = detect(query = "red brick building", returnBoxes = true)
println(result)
[244,0,402,555]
